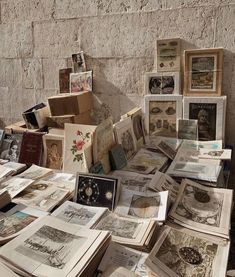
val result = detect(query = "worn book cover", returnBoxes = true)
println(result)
[59,68,72,93]
[18,132,44,166]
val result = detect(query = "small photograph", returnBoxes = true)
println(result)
[1,134,22,162]
[145,72,179,95]
[45,139,63,170]
[128,195,160,218]
[70,71,92,93]
[72,51,86,73]
[189,103,216,141]
[59,68,72,93]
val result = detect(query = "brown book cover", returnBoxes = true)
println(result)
[59,68,72,93]
[18,132,45,166]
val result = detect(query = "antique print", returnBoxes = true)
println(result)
[93,117,115,174]
[18,165,52,180]
[70,71,92,93]
[184,48,223,96]
[189,103,216,141]
[145,72,180,95]
[198,149,232,160]
[72,51,86,73]
[178,119,198,140]
[146,226,229,277]
[0,212,36,238]
[156,38,181,72]
[15,225,86,269]
[145,135,182,151]
[156,140,177,160]
[128,108,145,147]
[114,117,137,160]
[59,68,72,93]
[0,177,33,198]
[169,179,233,237]
[75,174,118,211]
[43,136,63,170]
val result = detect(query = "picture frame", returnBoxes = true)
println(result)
[144,95,183,136]
[70,71,93,93]
[184,48,223,96]
[145,72,180,95]
[42,134,64,170]
[155,38,181,72]
[183,96,226,141]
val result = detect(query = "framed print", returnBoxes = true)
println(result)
[183,96,226,141]
[70,71,93,93]
[155,38,181,72]
[177,119,198,140]
[145,72,180,95]
[144,95,183,136]
[184,48,223,96]
[42,134,64,170]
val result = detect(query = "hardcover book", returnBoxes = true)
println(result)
[109,144,127,170]
[18,132,44,166]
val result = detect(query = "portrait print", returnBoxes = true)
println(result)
[149,101,177,136]
[70,71,92,93]
[189,103,216,141]
[45,139,63,170]
[72,51,86,73]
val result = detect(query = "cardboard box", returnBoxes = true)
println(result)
[46,111,92,128]
[5,121,40,135]
[48,91,93,116]
[22,103,49,129]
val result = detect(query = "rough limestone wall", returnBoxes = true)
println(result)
[0,0,234,180]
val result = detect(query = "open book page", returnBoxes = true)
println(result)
[169,178,233,238]
[98,242,149,277]
[51,201,108,228]
[146,224,230,277]
[115,189,168,221]
[0,216,110,277]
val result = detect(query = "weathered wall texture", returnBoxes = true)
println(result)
[0,0,235,180]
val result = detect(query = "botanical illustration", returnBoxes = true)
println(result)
[56,205,96,226]
[189,103,216,141]
[0,212,36,238]
[16,225,86,269]
[156,228,218,276]
[97,215,140,239]
[191,56,216,90]
[128,195,160,218]
[149,101,177,136]
[45,139,63,170]
[175,184,223,227]
[70,130,91,164]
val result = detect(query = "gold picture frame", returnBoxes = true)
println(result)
[184,48,223,96]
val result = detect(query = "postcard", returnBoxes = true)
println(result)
[112,170,154,192]
[93,117,115,174]
[17,165,53,180]
[146,224,230,277]
[145,135,182,151]
[51,201,108,228]
[178,119,198,140]
[145,72,180,95]
[114,117,137,160]
[156,38,181,72]
[59,68,72,93]
[115,189,168,221]
[72,51,86,73]
[180,139,223,151]
[145,95,182,136]
[169,179,233,237]
[70,71,92,93]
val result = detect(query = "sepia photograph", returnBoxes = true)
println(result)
[72,51,86,73]
[44,137,63,170]
[70,71,92,93]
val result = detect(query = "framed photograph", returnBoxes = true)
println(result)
[70,71,92,93]
[74,173,120,211]
[184,48,223,96]
[144,95,183,136]
[183,96,226,141]
[145,72,180,95]
[72,51,86,73]
[42,134,64,170]
[114,117,137,160]
[155,38,181,72]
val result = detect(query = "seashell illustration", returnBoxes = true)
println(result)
[165,107,176,115]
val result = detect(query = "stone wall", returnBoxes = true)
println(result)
[0,0,234,180]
